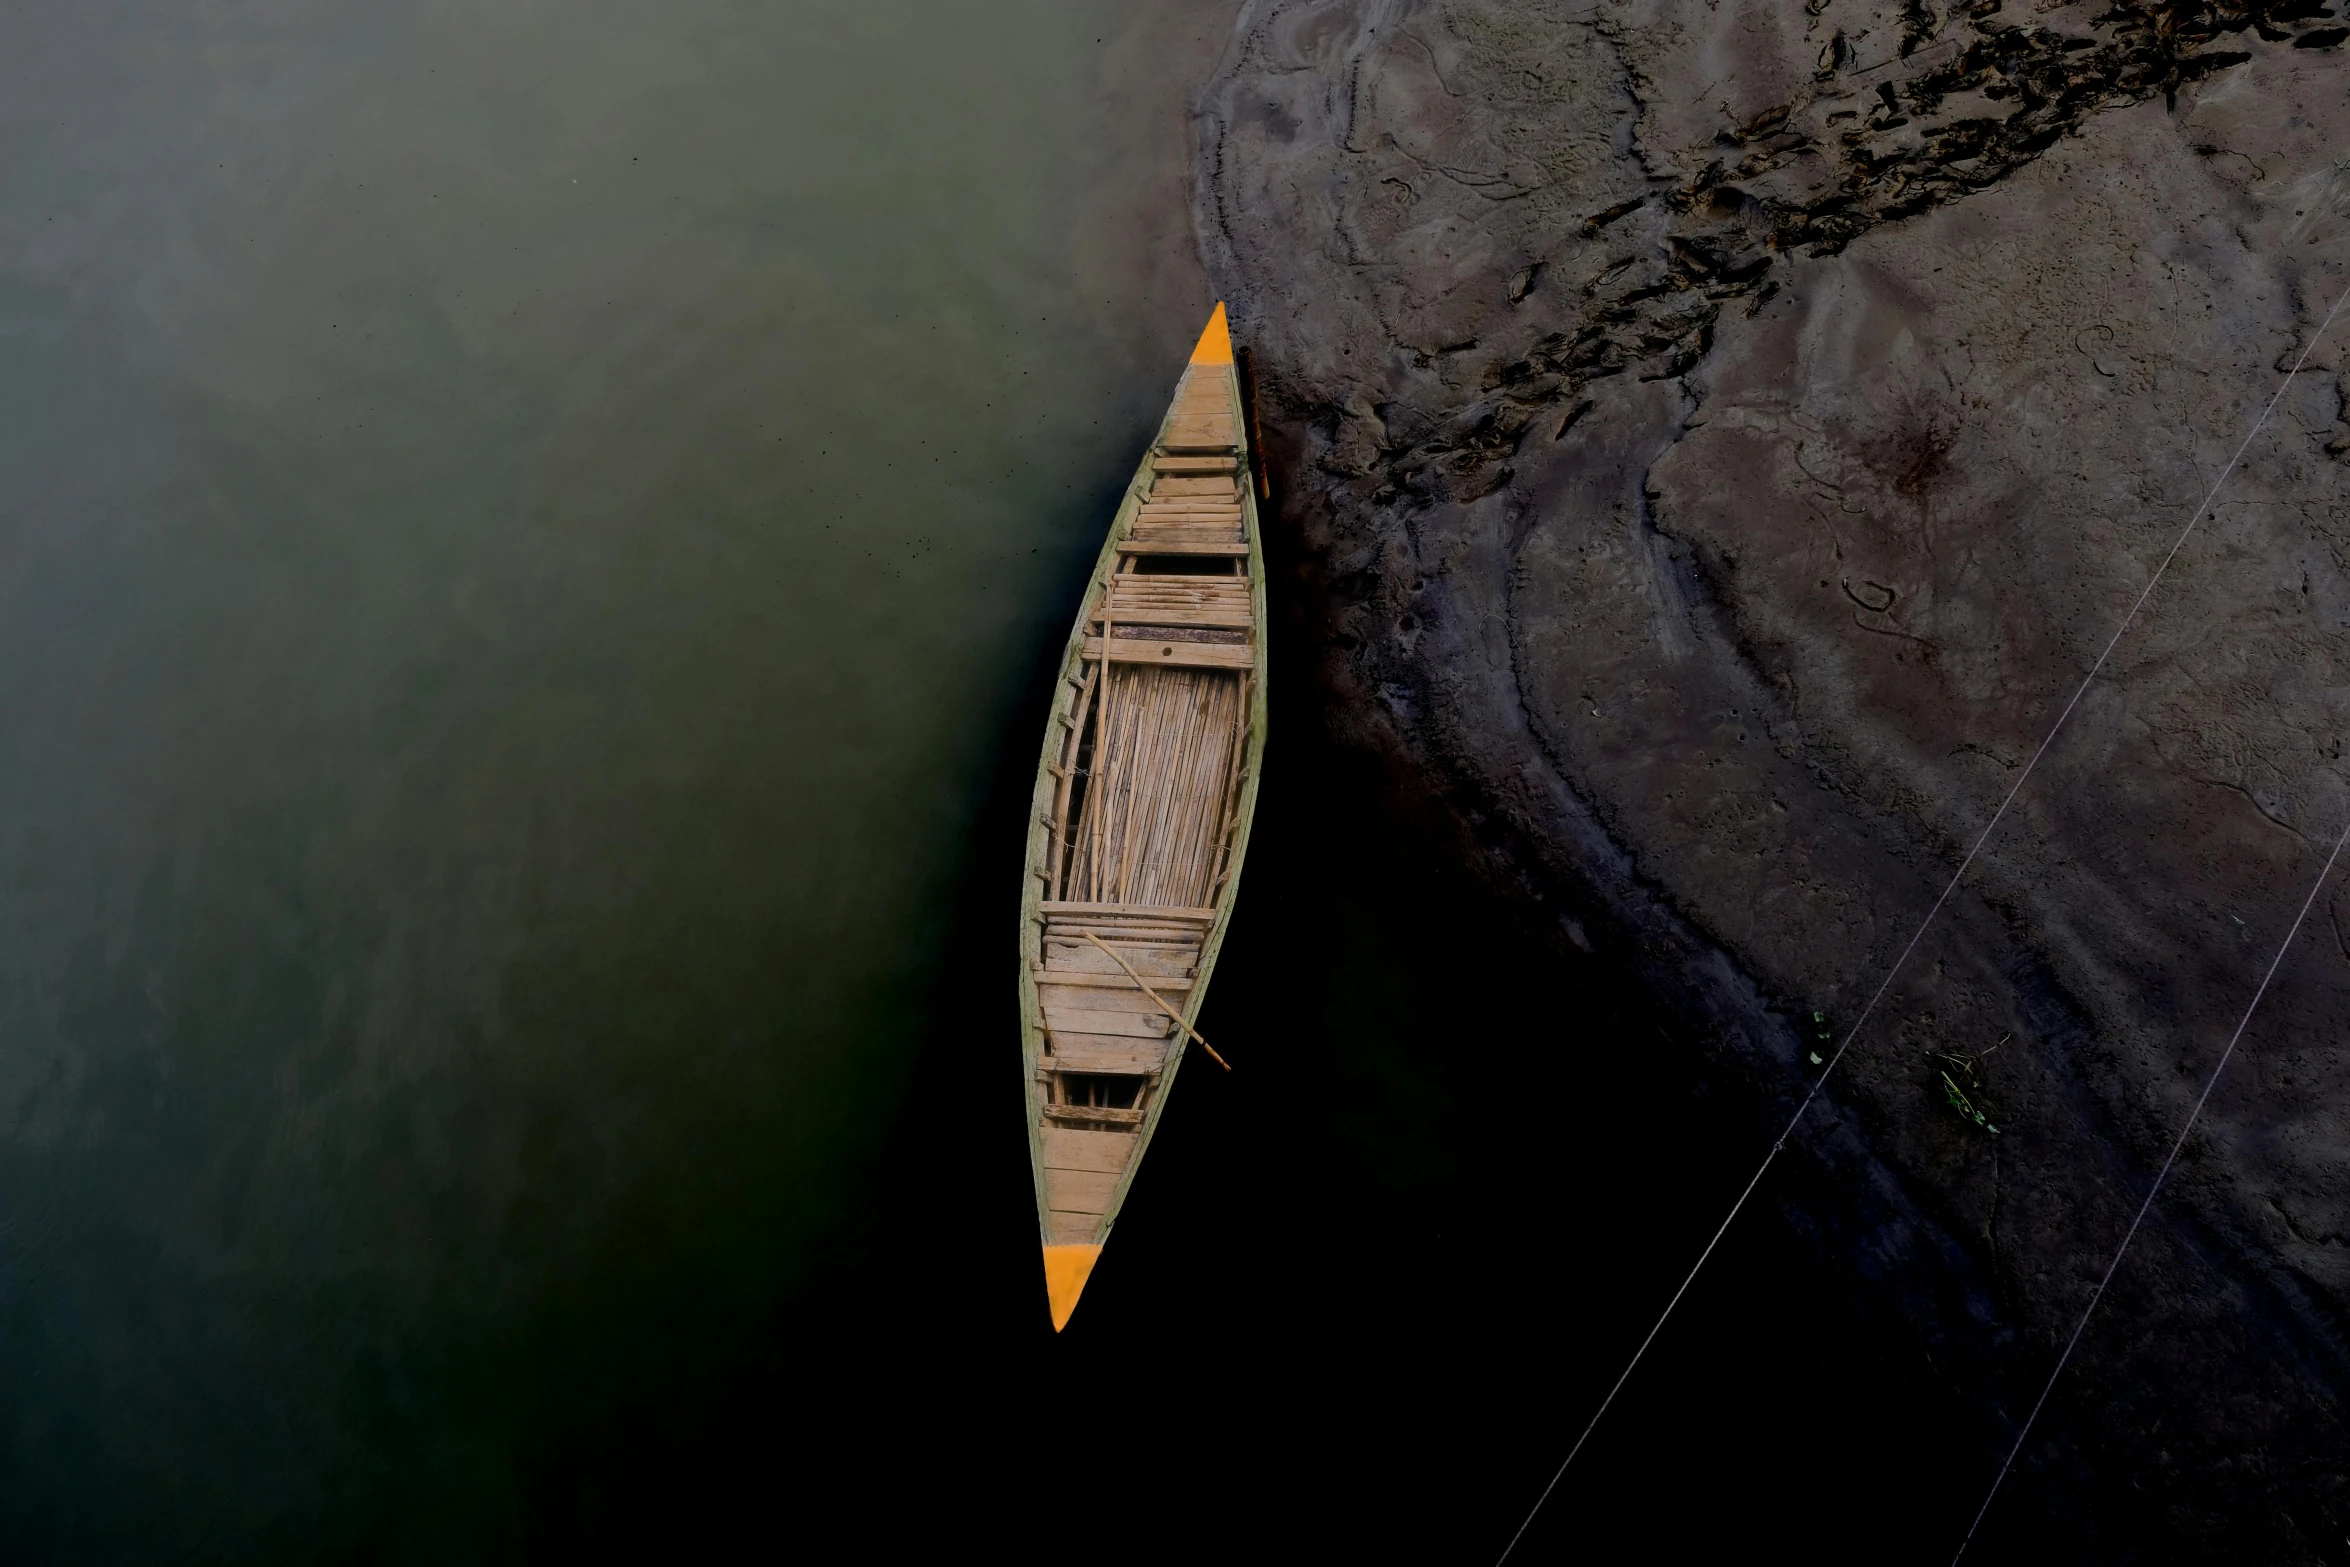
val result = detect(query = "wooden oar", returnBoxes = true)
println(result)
[1081,932,1231,1071]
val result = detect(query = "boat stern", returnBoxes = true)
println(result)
[1042,1243,1104,1333]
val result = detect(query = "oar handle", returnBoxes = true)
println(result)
[1080,931,1231,1071]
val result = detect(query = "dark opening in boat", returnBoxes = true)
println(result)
[1056,1072,1145,1109]
[1131,555,1246,576]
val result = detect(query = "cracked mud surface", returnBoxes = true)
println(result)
[1198,0,2350,1553]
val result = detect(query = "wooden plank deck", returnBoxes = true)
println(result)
[1040,938,1198,978]
[1040,1034,1166,1074]
[1040,1125,1134,1173]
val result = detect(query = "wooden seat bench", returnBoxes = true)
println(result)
[1081,634,1253,667]
[1116,536,1250,557]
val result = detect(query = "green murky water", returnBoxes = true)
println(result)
[0,3,1202,1553]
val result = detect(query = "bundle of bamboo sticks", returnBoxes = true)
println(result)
[1063,665,1243,907]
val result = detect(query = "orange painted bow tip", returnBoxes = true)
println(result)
[1042,1243,1103,1332]
[1190,303,1233,365]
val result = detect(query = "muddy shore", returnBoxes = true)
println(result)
[1193,0,2350,1554]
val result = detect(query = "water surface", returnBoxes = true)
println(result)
[0,3,1205,1552]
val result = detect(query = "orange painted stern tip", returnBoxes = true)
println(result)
[1042,1243,1103,1332]
[1189,303,1233,366]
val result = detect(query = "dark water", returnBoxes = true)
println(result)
[0,4,1986,1561]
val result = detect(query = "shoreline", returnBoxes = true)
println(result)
[1194,1,2350,1553]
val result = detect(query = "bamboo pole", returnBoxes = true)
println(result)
[1113,662,1153,903]
[1081,932,1230,1072]
[1047,663,1099,900]
[1140,671,1184,899]
[1092,612,1113,902]
[1207,671,1251,900]
[1163,674,1217,903]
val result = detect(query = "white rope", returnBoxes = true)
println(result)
[1495,273,2350,1566]
[1948,812,2350,1563]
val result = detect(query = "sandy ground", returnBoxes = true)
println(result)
[1193,0,2350,1554]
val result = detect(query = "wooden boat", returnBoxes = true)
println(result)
[1019,305,1268,1331]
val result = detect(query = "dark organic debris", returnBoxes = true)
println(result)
[1932,1035,2009,1134]
[1341,0,2314,504]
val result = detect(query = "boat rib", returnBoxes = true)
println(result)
[1017,304,1268,1331]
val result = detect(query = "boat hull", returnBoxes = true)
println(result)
[1017,306,1267,1329]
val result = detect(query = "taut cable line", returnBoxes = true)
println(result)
[1949,813,2350,1563]
[1495,270,2350,1566]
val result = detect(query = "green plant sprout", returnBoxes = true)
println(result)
[1931,1033,2007,1135]
[1938,1070,1999,1133]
